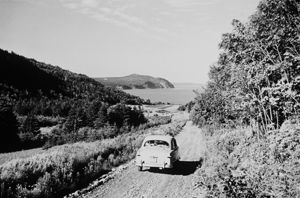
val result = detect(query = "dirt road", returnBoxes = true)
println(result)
[85,121,206,198]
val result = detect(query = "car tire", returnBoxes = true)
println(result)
[173,160,179,170]
[138,166,142,171]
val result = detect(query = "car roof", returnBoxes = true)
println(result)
[143,135,173,143]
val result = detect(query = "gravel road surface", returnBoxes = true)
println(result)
[85,120,206,198]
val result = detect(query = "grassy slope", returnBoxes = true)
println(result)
[0,105,177,166]
[0,48,143,105]
[0,114,186,198]
[0,148,44,165]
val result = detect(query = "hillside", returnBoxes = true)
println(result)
[0,49,144,107]
[0,48,147,152]
[95,74,175,89]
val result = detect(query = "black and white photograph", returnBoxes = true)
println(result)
[0,0,299,197]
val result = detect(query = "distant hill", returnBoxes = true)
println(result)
[0,49,144,114]
[95,74,175,89]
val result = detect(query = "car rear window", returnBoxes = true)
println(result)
[144,140,169,147]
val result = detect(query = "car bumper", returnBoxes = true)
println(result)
[135,157,173,169]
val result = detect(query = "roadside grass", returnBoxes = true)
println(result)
[0,148,44,165]
[0,118,187,198]
[0,115,172,167]
[195,121,300,197]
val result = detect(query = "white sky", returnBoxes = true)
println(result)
[0,0,260,83]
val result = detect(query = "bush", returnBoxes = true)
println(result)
[0,106,20,153]
[196,121,300,197]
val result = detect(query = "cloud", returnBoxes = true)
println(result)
[159,11,175,17]
[12,0,217,42]
[80,0,98,8]
[10,0,49,6]
[58,0,222,42]
[60,0,141,26]
[162,0,220,8]
[62,1,79,9]
[59,0,176,42]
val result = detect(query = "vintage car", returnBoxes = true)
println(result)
[135,135,180,171]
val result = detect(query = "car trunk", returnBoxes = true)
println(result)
[140,146,171,164]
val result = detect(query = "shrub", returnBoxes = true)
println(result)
[0,106,20,153]
[196,121,300,197]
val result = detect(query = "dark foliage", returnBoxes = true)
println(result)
[0,105,20,152]
[107,104,147,128]
[0,49,144,116]
[44,104,147,148]
[0,49,147,152]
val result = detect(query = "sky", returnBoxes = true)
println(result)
[0,0,260,83]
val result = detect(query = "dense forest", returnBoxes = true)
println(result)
[0,49,148,152]
[191,0,300,197]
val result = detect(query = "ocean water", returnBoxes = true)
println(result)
[124,83,203,105]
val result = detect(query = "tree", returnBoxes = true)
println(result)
[21,113,39,135]
[107,104,126,128]
[94,103,108,129]
[0,106,20,152]
[64,105,87,133]
[191,0,300,134]
[85,100,102,127]
[106,104,147,129]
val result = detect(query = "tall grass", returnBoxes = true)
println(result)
[195,121,300,197]
[0,148,44,166]
[0,132,144,197]
[0,119,186,198]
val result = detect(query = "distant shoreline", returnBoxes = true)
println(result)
[124,83,203,105]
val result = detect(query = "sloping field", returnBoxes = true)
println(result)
[0,148,44,165]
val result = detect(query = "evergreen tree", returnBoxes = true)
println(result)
[0,105,20,152]
[21,113,39,135]
[94,104,108,129]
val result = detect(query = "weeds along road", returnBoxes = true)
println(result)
[85,120,206,198]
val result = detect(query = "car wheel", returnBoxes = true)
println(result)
[138,166,142,171]
[173,160,179,170]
